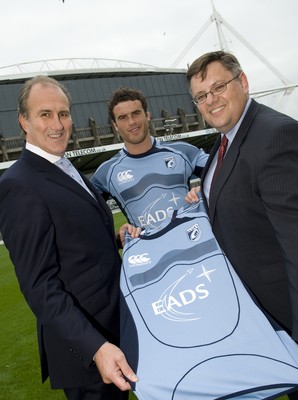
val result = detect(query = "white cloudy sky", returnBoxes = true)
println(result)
[1,0,298,118]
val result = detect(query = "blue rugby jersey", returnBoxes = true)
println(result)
[90,138,208,228]
[120,200,298,400]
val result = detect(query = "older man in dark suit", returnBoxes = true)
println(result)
[0,76,138,399]
[186,51,298,399]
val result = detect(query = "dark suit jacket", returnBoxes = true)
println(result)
[201,99,298,340]
[0,149,122,389]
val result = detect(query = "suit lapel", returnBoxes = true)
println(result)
[206,100,261,223]
[81,173,115,228]
[47,165,96,203]
[22,149,114,231]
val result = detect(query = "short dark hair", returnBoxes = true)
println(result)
[18,75,72,119]
[108,87,148,122]
[186,51,243,85]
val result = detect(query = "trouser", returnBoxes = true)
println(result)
[64,381,129,400]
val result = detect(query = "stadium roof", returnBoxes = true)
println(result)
[0,57,186,82]
[0,58,218,175]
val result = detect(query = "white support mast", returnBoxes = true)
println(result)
[171,0,292,88]
[210,0,228,51]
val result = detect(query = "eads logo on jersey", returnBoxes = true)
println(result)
[151,265,216,321]
[150,221,211,321]
[117,170,134,184]
[164,156,176,169]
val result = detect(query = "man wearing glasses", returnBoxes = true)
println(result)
[186,50,298,400]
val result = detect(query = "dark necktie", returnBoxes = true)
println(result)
[211,134,228,185]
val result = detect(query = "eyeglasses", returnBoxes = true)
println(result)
[191,74,241,105]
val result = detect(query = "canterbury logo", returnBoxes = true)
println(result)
[117,170,134,183]
[128,253,151,266]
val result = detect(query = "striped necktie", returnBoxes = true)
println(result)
[211,134,228,185]
[55,157,94,196]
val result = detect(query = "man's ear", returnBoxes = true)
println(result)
[146,111,151,122]
[19,114,29,134]
[112,121,119,132]
[239,72,249,94]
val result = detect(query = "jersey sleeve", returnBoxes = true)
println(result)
[90,162,110,194]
